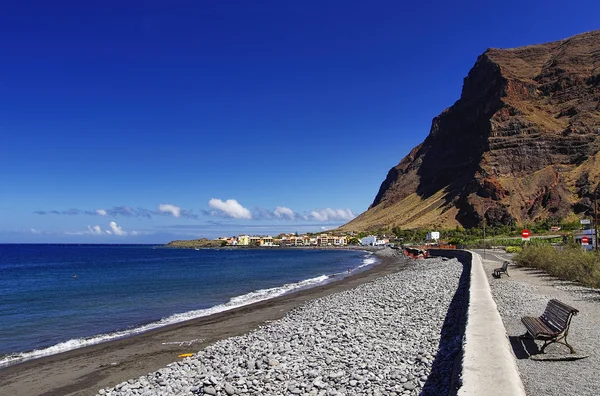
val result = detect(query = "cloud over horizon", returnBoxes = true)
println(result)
[33,202,356,225]
[86,225,104,235]
[70,221,137,236]
[238,205,355,223]
[208,198,253,219]
[274,206,295,220]
[108,221,126,235]
[310,208,356,222]
[34,204,199,219]
[158,204,182,218]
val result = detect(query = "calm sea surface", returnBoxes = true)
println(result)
[0,244,376,367]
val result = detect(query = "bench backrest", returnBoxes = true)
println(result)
[501,261,509,271]
[540,299,579,333]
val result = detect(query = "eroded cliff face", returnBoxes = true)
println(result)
[343,30,600,231]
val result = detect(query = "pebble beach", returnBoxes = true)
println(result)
[97,254,466,396]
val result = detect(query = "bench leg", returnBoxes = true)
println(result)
[540,334,576,354]
[559,333,576,354]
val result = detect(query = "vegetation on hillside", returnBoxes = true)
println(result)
[165,238,223,248]
[352,217,576,246]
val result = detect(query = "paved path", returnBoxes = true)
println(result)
[458,251,525,396]
[476,250,600,396]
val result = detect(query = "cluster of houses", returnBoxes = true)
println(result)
[215,233,398,247]
[217,233,350,247]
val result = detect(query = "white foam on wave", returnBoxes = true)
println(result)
[356,253,378,269]
[329,252,379,277]
[0,274,330,369]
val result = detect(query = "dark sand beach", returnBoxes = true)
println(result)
[0,249,407,396]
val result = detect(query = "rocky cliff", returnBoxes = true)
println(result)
[342,30,600,231]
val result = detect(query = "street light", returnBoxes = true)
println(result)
[595,185,599,252]
[482,202,489,260]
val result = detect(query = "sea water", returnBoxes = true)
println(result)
[0,244,377,367]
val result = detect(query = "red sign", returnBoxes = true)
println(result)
[582,236,589,245]
[522,229,530,238]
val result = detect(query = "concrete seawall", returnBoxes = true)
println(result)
[428,249,525,395]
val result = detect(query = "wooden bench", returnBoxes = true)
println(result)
[492,261,509,277]
[521,299,579,354]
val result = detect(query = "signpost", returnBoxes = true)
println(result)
[521,229,530,241]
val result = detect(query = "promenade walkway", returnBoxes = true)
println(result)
[438,251,525,396]
[479,250,600,396]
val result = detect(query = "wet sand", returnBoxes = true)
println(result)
[0,249,407,396]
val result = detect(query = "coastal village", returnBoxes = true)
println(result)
[164,227,442,249]
[216,233,391,247]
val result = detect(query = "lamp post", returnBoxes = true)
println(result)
[595,187,599,252]
[483,216,486,259]
[482,202,489,260]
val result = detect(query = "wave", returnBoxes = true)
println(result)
[356,253,378,269]
[329,253,379,277]
[0,274,330,369]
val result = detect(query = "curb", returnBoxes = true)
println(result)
[458,251,525,395]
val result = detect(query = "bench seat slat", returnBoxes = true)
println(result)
[546,305,571,318]
[549,299,579,314]
[522,316,559,338]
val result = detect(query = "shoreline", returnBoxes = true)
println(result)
[0,247,377,369]
[0,247,407,396]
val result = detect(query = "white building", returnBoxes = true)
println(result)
[360,235,377,246]
[427,231,440,242]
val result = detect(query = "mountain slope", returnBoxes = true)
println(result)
[342,30,600,232]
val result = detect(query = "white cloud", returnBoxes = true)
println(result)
[109,221,127,236]
[310,208,356,222]
[87,225,103,235]
[64,222,139,237]
[208,198,252,219]
[274,206,295,220]
[96,209,107,216]
[158,204,182,218]
[30,228,41,234]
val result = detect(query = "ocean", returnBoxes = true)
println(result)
[0,244,377,368]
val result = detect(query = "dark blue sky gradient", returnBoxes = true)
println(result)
[1,1,598,242]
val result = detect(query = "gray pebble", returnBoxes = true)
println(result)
[203,385,217,395]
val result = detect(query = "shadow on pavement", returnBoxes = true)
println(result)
[508,335,539,359]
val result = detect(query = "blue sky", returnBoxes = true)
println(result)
[1,1,598,243]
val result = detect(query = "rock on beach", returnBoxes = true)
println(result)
[98,256,463,396]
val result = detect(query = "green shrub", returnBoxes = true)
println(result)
[491,238,525,247]
[448,237,465,246]
[525,238,552,247]
[514,245,600,288]
[506,246,522,253]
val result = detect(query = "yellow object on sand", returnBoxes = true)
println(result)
[178,353,194,358]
